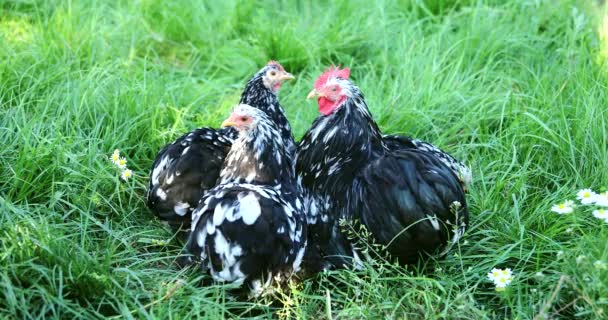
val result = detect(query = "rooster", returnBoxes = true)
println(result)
[297,66,469,271]
[183,104,306,296]
[147,61,295,231]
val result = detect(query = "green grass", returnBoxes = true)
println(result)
[1,0,608,318]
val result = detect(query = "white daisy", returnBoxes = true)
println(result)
[487,268,502,282]
[494,276,512,291]
[594,192,608,207]
[116,157,127,169]
[488,268,514,291]
[121,169,133,181]
[551,201,574,214]
[110,149,120,164]
[592,209,608,222]
[576,189,597,205]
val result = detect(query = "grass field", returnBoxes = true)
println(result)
[1,0,608,318]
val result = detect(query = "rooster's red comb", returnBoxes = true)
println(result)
[314,65,350,89]
[266,60,285,72]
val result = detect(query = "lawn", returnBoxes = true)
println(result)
[1,0,608,318]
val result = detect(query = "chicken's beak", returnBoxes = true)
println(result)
[221,118,237,128]
[307,89,324,100]
[279,72,295,82]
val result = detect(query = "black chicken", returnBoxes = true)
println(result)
[183,104,306,296]
[297,66,469,271]
[147,61,295,231]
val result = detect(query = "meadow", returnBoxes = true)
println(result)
[1,0,608,318]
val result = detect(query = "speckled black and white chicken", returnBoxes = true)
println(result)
[297,66,470,272]
[147,61,296,231]
[182,104,306,296]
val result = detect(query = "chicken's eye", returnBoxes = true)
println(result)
[240,116,248,122]
[331,86,338,92]
[269,71,277,76]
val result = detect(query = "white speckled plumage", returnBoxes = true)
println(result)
[184,105,306,296]
[147,62,297,233]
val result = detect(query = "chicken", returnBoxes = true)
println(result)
[297,66,469,271]
[147,61,295,231]
[182,104,306,296]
